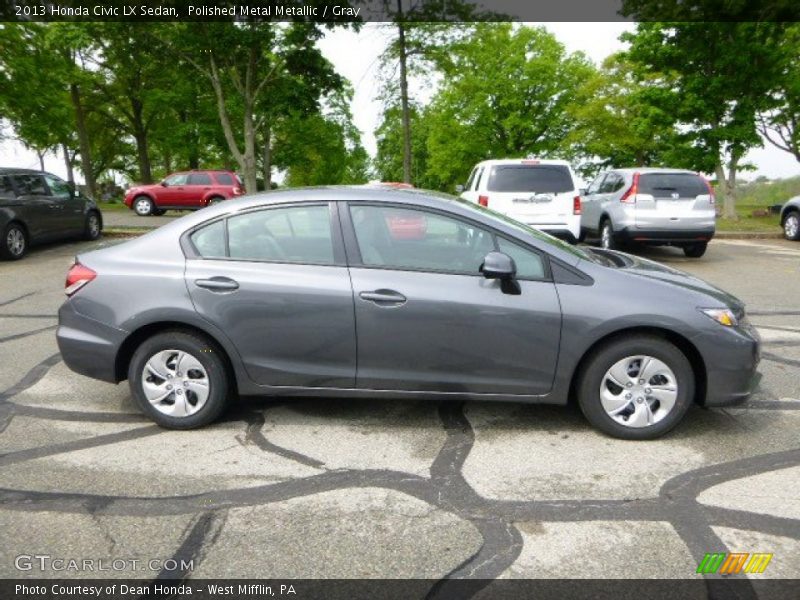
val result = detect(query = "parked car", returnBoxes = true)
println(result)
[0,168,102,261]
[581,168,716,257]
[459,159,582,243]
[780,196,800,241]
[57,187,760,440]
[123,170,244,216]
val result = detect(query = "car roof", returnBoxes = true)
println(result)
[611,167,699,175]
[474,159,572,168]
[0,167,45,175]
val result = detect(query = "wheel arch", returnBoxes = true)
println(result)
[114,320,239,395]
[781,205,799,225]
[567,326,707,406]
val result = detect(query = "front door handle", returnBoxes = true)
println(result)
[359,290,406,305]
[194,277,239,292]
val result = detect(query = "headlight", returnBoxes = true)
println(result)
[699,307,738,327]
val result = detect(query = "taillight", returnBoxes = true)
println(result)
[700,174,715,204]
[620,172,639,204]
[233,187,243,196]
[478,195,489,207]
[65,261,96,296]
[573,195,582,215]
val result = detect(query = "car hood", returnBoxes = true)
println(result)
[591,249,746,314]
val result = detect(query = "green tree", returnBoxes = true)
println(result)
[758,24,800,163]
[623,22,788,218]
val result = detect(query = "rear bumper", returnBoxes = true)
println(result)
[616,227,715,244]
[698,324,761,407]
[520,217,581,243]
[56,301,127,384]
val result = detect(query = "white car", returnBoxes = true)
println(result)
[459,159,582,243]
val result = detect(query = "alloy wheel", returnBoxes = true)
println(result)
[6,227,25,257]
[141,349,210,417]
[785,214,799,240]
[135,198,152,216]
[599,355,678,428]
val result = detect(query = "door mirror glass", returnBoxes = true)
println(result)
[455,184,464,193]
[160,180,168,187]
[579,188,587,195]
[480,251,516,280]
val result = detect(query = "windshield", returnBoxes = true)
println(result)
[487,165,574,193]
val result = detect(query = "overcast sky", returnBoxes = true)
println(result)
[2,22,798,182]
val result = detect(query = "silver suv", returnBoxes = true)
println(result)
[581,168,716,258]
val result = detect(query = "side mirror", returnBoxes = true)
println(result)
[455,184,465,193]
[480,251,516,280]
[160,180,168,187]
[579,188,588,195]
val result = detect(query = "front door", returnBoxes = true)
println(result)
[344,203,562,395]
[185,203,356,388]
[159,173,191,207]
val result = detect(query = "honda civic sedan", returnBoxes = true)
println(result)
[56,187,760,439]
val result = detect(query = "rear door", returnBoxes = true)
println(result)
[184,202,356,388]
[581,172,608,231]
[634,172,715,230]
[484,163,575,224]
[9,174,57,240]
[187,172,213,204]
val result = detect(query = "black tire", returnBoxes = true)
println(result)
[152,209,167,216]
[1,222,28,261]
[128,330,230,429]
[599,218,617,250]
[133,196,154,216]
[83,211,102,241]
[683,242,707,258]
[207,196,224,206]
[576,335,694,440]
[577,227,587,244]
[783,210,800,241]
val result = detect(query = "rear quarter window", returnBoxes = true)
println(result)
[639,173,707,198]
[214,173,233,185]
[0,175,16,198]
[487,165,574,194]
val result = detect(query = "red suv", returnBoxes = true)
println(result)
[123,170,244,216]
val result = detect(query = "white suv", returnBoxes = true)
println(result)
[459,159,582,243]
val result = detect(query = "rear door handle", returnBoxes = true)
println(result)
[359,290,406,305]
[194,277,239,292]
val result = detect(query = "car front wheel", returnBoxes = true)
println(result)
[83,211,101,240]
[133,196,154,216]
[784,211,800,241]
[576,335,694,440]
[1,222,27,260]
[128,330,230,429]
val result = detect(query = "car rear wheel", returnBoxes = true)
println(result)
[682,242,707,258]
[1,222,27,260]
[133,196,154,216]
[83,211,101,241]
[208,196,224,205]
[128,331,230,429]
[152,209,167,216]
[784,211,800,241]
[576,335,694,440]
[600,219,617,250]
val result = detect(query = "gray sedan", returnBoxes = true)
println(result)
[56,187,760,440]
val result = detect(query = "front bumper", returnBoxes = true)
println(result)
[56,301,127,383]
[616,227,715,244]
[699,323,761,407]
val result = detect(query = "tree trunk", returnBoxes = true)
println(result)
[207,56,246,183]
[396,3,412,185]
[35,149,45,171]
[131,99,152,183]
[262,123,272,190]
[62,143,74,183]
[70,82,96,198]
[242,100,258,193]
[715,161,738,220]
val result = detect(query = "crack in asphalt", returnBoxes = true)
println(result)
[0,313,798,595]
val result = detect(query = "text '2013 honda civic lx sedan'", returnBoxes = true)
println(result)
[56,187,760,440]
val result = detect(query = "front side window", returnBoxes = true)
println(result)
[43,173,71,199]
[188,173,212,185]
[350,205,495,275]
[227,205,334,264]
[164,173,189,186]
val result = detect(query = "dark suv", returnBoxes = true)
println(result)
[123,170,244,216]
[0,168,102,261]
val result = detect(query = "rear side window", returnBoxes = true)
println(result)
[188,173,212,185]
[0,175,16,198]
[227,205,334,264]
[12,174,47,195]
[600,172,625,194]
[214,173,233,185]
[639,173,707,198]
[487,165,574,193]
